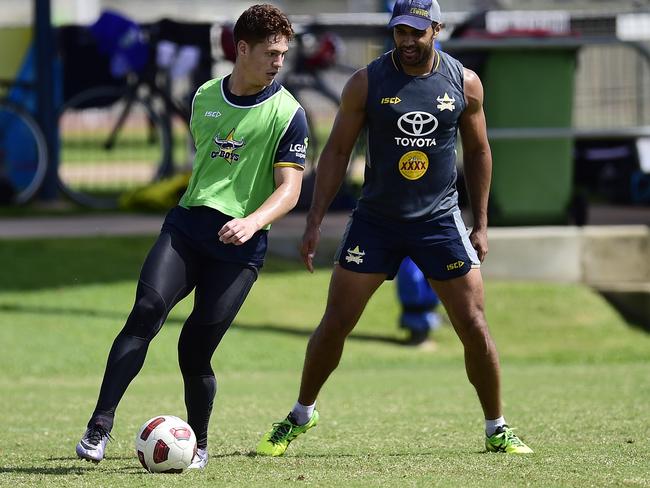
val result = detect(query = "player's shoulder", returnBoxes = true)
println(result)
[462,67,483,91]
[349,66,368,85]
[367,50,396,75]
[195,77,223,97]
[438,49,463,66]
[438,51,464,77]
[278,83,302,107]
[341,67,368,105]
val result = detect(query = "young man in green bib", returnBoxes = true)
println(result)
[76,4,307,469]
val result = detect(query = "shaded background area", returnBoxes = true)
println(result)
[1,0,650,223]
[0,0,648,328]
[0,235,306,292]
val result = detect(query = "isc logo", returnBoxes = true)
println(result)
[446,260,465,271]
[380,97,401,104]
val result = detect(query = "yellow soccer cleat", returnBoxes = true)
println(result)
[485,425,534,454]
[256,411,319,456]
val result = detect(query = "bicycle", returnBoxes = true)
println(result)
[57,12,198,209]
[0,78,48,205]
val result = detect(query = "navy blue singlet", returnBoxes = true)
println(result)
[358,49,466,222]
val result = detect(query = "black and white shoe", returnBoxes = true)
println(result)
[187,447,208,469]
[76,424,111,463]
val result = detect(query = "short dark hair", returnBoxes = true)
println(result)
[233,4,294,47]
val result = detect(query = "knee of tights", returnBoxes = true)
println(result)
[178,352,214,378]
[122,286,167,339]
[179,362,214,378]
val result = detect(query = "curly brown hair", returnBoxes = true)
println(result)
[233,4,294,47]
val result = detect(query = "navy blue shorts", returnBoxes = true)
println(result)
[162,205,268,268]
[335,209,480,280]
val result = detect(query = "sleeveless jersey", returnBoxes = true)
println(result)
[180,77,303,224]
[358,49,466,221]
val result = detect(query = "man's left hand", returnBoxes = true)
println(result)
[469,227,488,263]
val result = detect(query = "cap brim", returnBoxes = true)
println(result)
[388,15,432,31]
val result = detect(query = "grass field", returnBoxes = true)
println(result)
[0,235,649,487]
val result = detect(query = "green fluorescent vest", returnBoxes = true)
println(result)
[180,77,301,225]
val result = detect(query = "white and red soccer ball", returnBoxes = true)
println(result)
[135,415,197,473]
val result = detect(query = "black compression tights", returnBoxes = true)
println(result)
[89,230,257,448]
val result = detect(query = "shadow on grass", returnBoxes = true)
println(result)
[0,236,319,292]
[0,303,405,345]
[235,322,405,345]
[0,303,137,322]
[46,456,134,462]
[242,450,460,458]
[0,454,142,475]
[0,466,94,475]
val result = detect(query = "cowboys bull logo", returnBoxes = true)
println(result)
[398,150,429,180]
[211,128,245,163]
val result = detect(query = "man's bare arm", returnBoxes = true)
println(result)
[301,68,367,271]
[459,67,492,261]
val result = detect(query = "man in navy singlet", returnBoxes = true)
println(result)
[257,0,533,456]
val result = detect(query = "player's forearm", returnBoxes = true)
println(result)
[248,179,302,229]
[306,151,349,227]
[463,150,492,229]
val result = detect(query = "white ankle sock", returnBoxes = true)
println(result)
[290,401,315,425]
[485,416,506,436]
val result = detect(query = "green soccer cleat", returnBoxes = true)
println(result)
[485,425,533,454]
[256,411,319,456]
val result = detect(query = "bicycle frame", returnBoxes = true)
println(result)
[98,61,192,179]
[0,78,48,205]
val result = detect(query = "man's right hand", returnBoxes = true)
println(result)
[300,223,321,273]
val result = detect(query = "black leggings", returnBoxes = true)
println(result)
[90,230,258,447]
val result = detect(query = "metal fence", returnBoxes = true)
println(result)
[287,10,650,137]
[575,43,650,129]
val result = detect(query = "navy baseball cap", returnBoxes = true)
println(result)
[388,0,441,30]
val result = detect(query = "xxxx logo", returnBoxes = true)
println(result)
[398,151,428,180]
[401,160,427,171]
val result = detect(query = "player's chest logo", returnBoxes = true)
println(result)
[398,111,438,136]
[394,111,438,148]
[211,128,245,163]
[398,150,429,180]
[436,92,456,112]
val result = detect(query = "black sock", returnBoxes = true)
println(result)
[184,375,217,449]
[90,334,150,430]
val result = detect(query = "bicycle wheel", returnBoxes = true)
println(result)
[0,99,48,205]
[58,85,172,209]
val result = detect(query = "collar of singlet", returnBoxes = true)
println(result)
[222,74,282,106]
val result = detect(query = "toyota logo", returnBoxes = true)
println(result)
[397,111,438,137]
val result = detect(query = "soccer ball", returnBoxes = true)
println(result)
[135,415,197,473]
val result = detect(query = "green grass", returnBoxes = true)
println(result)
[0,236,649,487]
